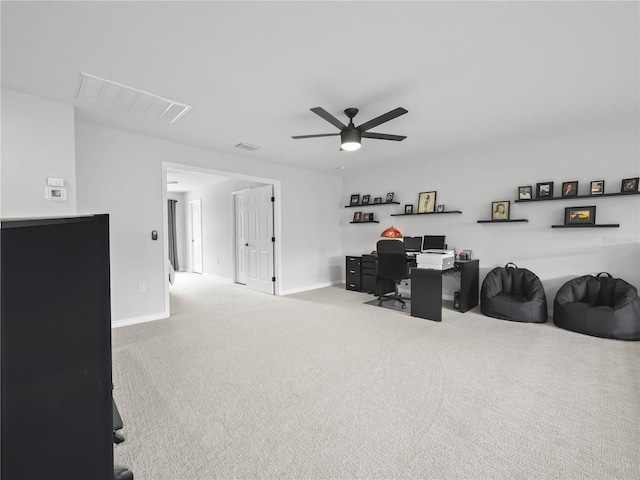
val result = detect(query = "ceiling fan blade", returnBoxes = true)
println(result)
[310,107,347,130]
[356,107,408,132]
[361,132,407,141]
[291,133,340,139]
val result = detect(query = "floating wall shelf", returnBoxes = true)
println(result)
[345,202,399,208]
[391,210,462,217]
[516,191,640,203]
[350,221,380,224]
[551,224,620,228]
[477,219,529,223]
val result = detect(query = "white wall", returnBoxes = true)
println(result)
[74,120,343,323]
[342,122,640,303]
[1,89,77,217]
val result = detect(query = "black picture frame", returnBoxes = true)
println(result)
[536,182,554,199]
[621,177,639,193]
[362,194,370,205]
[350,194,360,206]
[518,186,532,200]
[590,180,604,195]
[418,191,436,213]
[386,192,394,203]
[353,211,362,222]
[405,204,413,214]
[437,205,445,213]
[491,201,510,220]
[564,206,596,225]
[373,197,382,204]
[364,213,374,222]
[561,181,578,197]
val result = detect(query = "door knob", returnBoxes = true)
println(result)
[245,243,249,247]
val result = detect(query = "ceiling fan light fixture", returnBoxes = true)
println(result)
[340,128,361,151]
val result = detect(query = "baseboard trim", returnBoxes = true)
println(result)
[111,312,168,329]
[281,280,342,296]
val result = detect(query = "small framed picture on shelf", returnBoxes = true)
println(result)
[362,194,370,205]
[621,177,639,193]
[590,180,604,195]
[405,204,413,214]
[373,197,382,204]
[386,192,394,203]
[564,206,596,225]
[491,201,510,220]
[536,182,553,199]
[518,186,532,200]
[418,191,436,213]
[437,205,445,213]
[561,181,578,197]
[364,213,374,222]
[352,211,362,222]
[350,194,360,206]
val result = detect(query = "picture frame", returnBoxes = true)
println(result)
[418,191,436,213]
[564,206,596,225]
[590,180,604,195]
[404,204,413,214]
[518,186,532,200]
[561,181,578,197]
[352,211,362,222]
[362,194,370,205]
[621,177,639,193]
[373,197,382,204]
[386,192,394,203]
[350,194,360,206]
[536,182,553,199]
[491,201,510,220]
[364,213,374,222]
[437,205,445,213]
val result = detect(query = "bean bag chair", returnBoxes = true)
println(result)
[481,263,548,323]
[553,272,640,340]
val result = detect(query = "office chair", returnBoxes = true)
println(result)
[376,239,409,309]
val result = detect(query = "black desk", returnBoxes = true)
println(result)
[410,259,479,322]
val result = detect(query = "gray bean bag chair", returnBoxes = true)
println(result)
[481,263,548,323]
[553,272,640,340]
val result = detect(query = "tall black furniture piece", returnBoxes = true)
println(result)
[362,254,395,295]
[411,259,479,321]
[345,256,362,291]
[1,215,117,480]
[480,263,548,323]
[376,239,410,309]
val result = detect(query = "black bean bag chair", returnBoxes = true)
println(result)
[553,272,640,340]
[481,263,548,323]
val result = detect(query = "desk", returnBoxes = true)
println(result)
[411,259,479,322]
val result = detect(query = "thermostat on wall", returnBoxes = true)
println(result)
[47,177,64,187]
[45,186,67,200]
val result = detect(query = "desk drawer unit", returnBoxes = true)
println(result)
[345,256,362,291]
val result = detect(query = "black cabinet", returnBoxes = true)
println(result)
[1,215,114,480]
[362,254,394,295]
[346,256,362,291]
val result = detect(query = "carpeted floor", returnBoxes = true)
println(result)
[112,273,639,479]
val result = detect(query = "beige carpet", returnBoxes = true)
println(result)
[112,273,639,479]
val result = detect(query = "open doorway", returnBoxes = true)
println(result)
[161,162,281,318]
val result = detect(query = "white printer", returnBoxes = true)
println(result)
[416,249,455,270]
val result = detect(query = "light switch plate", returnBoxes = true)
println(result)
[47,177,64,187]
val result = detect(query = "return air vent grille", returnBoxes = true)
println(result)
[75,73,191,124]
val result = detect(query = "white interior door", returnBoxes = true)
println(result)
[234,193,248,285]
[190,199,203,274]
[236,185,274,294]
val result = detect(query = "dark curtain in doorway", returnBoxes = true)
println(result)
[168,199,179,271]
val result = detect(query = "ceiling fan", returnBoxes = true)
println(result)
[292,107,408,151]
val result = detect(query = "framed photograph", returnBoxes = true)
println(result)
[418,191,436,213]
[590,180,604,195]
[404,204,413,214]
[352,211,362,222]
[362,194,371,205]
[373,197,382,204]
[536,182,554,199]
[386,192,394,203]
[518,186,532,200]
[564,206,596,225]
[561,181,578,197]
[350,194,360,206]
[621,177,639,193]
[437,205,445,213]
[491,201,510,220]
[364,213,374,222]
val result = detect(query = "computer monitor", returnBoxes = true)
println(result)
[403,236,422,252]
[422,235,446,250]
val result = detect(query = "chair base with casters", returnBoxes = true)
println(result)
[377,283,407,309]
[553,272,640,340]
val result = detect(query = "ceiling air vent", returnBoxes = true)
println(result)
[234,143,261,151]
[75,73,191,124]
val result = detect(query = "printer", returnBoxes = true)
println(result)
[416,249,455,270]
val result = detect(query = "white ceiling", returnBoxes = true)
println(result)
[2,1,638,178]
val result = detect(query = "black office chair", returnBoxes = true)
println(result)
[376,239,409,309]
